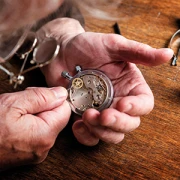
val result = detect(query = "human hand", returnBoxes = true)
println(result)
[39,18,173,146]
[0,87,71,171]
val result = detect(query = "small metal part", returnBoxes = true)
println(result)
[0,64,13,77]
[61,71,73,80]
[13,75,25,88]
[32,38,60,64]
[61,66,114,116]
[16,75,25,84]
[72,78,83,89]
[16,32,38,59]
[0,34,60,88]
[171,54,178,66]
[75,66,82,72]
[113,22,121,35]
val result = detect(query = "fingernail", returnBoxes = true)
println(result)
[160,48,174,55]
[51,87,67,98]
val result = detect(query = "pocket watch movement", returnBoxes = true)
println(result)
[61,66,114,116]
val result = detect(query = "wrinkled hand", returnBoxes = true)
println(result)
[38,18,173,146]
[0,87,71,171]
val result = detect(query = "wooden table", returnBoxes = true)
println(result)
[0,0,180,179]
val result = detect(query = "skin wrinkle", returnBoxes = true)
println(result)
[2,88,56,117]
[23,89,53,114]
[3,144,38,163]
[13,119,51,157]
[103,35,132,62]
[62,36,79,73]
[108,37,161,66]
[73,121,99,146]
[8,100,29,116]
[97,34,111,62]
[93,127,124,144]
[98,108,140,133]
[101,61,127,81]
[65,33,104,70]
[90,34,108,64]
[134,95,152,114]
[112,115,138,133]
[32,151,46,164]
[32,89,49,108]
[104,33,151,87]
[102,34,122,57]
[0,94,21,113]
[111,64,143,97]
[37,105,64,130]
[129,41,157,66]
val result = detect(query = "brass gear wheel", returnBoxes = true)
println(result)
[72,78,83,89]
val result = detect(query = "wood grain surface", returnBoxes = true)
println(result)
[0,0,180,179]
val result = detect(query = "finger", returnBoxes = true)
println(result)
[82,117,125,144]
[103,34,173,66]
[117,95,154,116]
[91,127,125,144]
[83,109,140,133]
[116,81,154,115]
[2,87,68,114]
[82,109,127,143]
[72,120,99,146]
[37,100,71,135]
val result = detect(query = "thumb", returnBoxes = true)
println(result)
[103,34,174,66]
[11,87,68,114]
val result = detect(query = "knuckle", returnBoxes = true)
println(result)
[29,88,53,104]
[99,117,110,126]
[119,121,128,131]
[39,136,54,150]
[0,93,17,108]
[134,42,146,55]
[117,121,130,132]
[32,153,47,164]
[99,109,113,126]
[99,130,110,140]
[101,133,125,144]
[33,137,54,163]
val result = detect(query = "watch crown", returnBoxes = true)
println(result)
[61,71,72,80]
[75,66,81,72]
